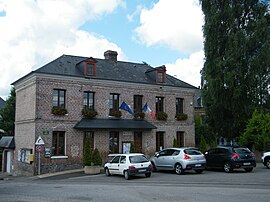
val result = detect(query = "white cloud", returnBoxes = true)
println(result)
[135,0,204,87]
[166,51,204,88]
[135,0,203,53]
[0,0,124,99]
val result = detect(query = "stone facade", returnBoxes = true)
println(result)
[12,55,197,176]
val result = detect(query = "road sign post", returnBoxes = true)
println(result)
[35,136,45,175]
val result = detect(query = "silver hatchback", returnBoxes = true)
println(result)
[150,148,206,174]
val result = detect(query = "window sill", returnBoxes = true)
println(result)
[51,156,68,159]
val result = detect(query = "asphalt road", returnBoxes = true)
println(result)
[0,163,269,202]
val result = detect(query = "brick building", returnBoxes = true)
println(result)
[12,50,198,176]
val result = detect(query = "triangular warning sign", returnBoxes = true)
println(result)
[35,136,45,145]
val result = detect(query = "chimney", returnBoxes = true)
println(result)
[104,50,118,63]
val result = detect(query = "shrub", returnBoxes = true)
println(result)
[92,148,102,166]
[83,139,92,166]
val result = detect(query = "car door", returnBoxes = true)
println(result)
[161,149,178,169]
[107,155,121,175]
[118,155,127,175]
[205,149,216,167]
[215,148,228,167]
[155,149,169,169]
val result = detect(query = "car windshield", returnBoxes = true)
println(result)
[129,155,149,163]
[184,149,202,155]
[233,148,251,154]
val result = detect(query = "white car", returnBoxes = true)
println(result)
[262,151,270,169]
[104,153,153,180]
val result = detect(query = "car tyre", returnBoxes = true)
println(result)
[124,170,130,180]
[265,158,270,169]
[145,172,151,178]
[195,169,203,174]
[105,167,111,176]
[224,162,233,173]
[244,168,253,172]
[175,163,183,175]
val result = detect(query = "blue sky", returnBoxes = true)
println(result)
[0,0,204,99]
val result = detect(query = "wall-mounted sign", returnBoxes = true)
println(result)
[43,130,49,136]
[44,148,51,158]
[18,148,32,164]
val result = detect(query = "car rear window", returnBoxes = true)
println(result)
[184,149,202,155]
[129,155,149,163]
[233,148,251,154]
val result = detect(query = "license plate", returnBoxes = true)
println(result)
[139,169,146,172]
[243,162,251,166]
[195,164,201,167]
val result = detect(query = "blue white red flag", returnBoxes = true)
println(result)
[142,102,155,118]
[119,101,134,116]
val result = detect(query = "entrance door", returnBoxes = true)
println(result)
[134,132,142,153]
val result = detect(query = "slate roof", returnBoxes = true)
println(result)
[74,118,157,130]
[0,136,15,149]
[0,97,5,110]
[14,54,197,89]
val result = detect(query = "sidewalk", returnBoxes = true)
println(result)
[1,167,103,180]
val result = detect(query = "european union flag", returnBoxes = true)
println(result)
[119,101,134,116]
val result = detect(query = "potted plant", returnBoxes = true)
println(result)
[175,113,188,121]
[83,139,102,174]
[51,106,68,116]
[156,111,168,121]
[82,108,98,118]
[134,111,146,119]
[109,109,122,118]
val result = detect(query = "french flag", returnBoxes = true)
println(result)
[142,102,155,118]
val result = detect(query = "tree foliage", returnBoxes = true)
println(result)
[0,87,16,136]
[201,0,270,139]
[240,110,270,151]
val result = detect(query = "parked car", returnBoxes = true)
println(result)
[104,153,153,180]
[204,146,256,173]
[262,151,270,169]
[150,148,206,175]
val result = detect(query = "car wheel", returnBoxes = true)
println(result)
[151,162,157,172]
[105,168,111,176]
[175,164,183,175]
[224,162,233,173]
[266,158,270,169]
[195,169,203,174]
[145,172,151,178]
[244,168,253,172]
[124,170,130,180]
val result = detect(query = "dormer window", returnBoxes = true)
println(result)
[156,66,166,83]
[84,61,96,76]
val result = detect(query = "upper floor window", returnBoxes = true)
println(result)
[156,97,164,112]
[53,89,66,108]
[134,95,143,113]
[156,65,166,83]
[109,93,119,112]
[157,72,164,83]
[176,98,184,114]
[52,131,65,156]
[84,92,95,110]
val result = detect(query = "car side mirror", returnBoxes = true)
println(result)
[155,152,159,158]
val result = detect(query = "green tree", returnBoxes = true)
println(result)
[199,135,207,153]
[240,110,270,151]
[201,0,270,139]
[0,87,16,136]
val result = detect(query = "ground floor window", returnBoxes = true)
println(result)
[84,131,94,151]
[109,131,119,153]
[176,131,184,147]
[52,131,65,156]
[134,132,142,153]
[156,132,164,151]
